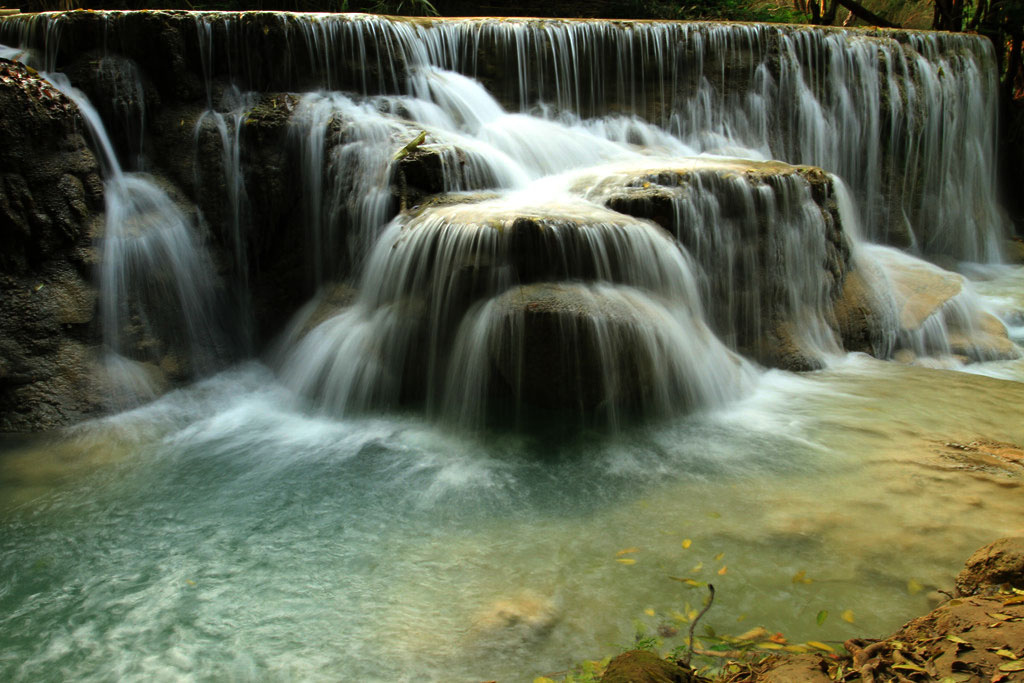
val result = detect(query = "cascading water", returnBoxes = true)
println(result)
[2,11,1024,683]
[5,56,229,406]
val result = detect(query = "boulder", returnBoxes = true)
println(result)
[489,283,659,415]
[573,159,850,369]
[955,536,1024,596]
[484,282,748,422]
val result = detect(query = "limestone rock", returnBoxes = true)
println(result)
[489,283,663,414]
[574,159,850,370]
[470,593,559,643]
[874,248,964,332]
[946,312,1020,362]
[0,59,107,431]
[955,536,1024,596]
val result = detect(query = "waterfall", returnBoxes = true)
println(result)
[3,57,229,405]
[0,10,1016,427]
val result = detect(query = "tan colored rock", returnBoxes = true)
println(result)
[876,251,964,332]
[955,536,1024,596]
[946,311,1021,362]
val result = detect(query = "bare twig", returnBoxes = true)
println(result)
[682,583,715,669]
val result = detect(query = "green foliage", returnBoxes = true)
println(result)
[625,0,810,23]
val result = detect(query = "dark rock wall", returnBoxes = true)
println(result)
[0,59,106,431]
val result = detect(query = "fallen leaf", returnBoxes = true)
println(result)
[792,570,813,584]
[668,576,704,587]
[644,608,655,617]
[907,579,925,595]
[806,641,835,652]
[736,626,769,641]
[616,558,636,565]
[816,610,828,626]
[841,610,855,623]
[999,661,1024,672]
[691,562,704,572]
[994,649,1017,659]
[714,552,725,561]
[682,539,692,549]
[757,642,784,650]
[769,632,787,644]
[717,566,728,575]
[988,612,1014,621]
[616,547,639,556]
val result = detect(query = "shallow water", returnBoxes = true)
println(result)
[3,349,1024,682]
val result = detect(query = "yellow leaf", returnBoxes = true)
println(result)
[792,570,813,584]
[616,547,639,556]
[736,627,769,641]
[988,612,1014,621]
[616,558,636,565]
[757,642,784,650]
[717,566,728,575]
[674,578,703,587]
[806,641,834,652]
[682,539,692,549]
[907,579,924,595]
[644,608,655,617]
[841,610,855,623]
[534,678,557,683]
[783,645,809,653]
[714,552,725,561]
[999,661,1024,672]
[670,610,689,623]
[691,562,703,572]
[995,649,1018,659]
[688,609,699,621]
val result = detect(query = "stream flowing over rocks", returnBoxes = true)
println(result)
[0,10,1020,430]
[1,11,1024,683]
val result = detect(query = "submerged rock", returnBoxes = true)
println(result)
[469,593,560,644]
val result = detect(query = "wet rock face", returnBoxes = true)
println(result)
[577,160,851,370]
[0,59,106,431]
[489,283,661,415]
